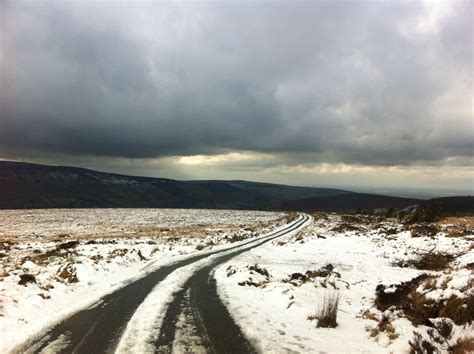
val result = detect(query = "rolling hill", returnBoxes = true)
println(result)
[0,161,351,209]
[278,192,420,212]
[7,161,465,212]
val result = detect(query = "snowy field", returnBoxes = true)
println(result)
[216,213,474,353]
[1,209,472,353]
[0,208,286,352]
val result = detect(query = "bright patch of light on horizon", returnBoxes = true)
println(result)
[177,152,274,166]
[276,162,474,179]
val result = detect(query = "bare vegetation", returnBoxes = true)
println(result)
[395,251,455,271]
[409,224,440,238]
[368,315,399,341]
[18,274,36,286]
[226,234,246,243]
[375,275,474,327]
[284,211,299,224]
[330,223,363,233]
[285,264,341,287]
[439,216,474,239]
[375,275,431,311]
[248,264,270,277]
[452,337,474,354]
[56,263,79,283]
[195,243,206,251]
[408,319,462,354]
[237,264,271,288]
[310,291,341,328]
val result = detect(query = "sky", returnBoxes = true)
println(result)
[0,0,472,193]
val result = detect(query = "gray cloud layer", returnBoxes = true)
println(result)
[0,1,472,166]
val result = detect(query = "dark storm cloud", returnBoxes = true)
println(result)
[0,1,472,166]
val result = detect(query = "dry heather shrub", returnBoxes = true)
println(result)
[409,331,437,354]
[227,234,245,243]
[56,263,79,283]
[409,319,473,354]
[285,212,299,223]
[410,292,474,326]
[311,212,327,220]
[376,275,474,327]
[375,275,431,311]
[369,315,399,341]
[18,273,36,286]
[453,337,474,354]
[396,252,455,271]
[410,224,440,238]
[315,291,341,328]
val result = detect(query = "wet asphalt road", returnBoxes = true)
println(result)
[155,214,309,353]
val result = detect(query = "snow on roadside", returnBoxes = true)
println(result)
[0,208,286,353]
[215,213,473,353]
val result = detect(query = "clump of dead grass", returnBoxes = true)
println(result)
[285,264,340,287]
[21,240,83,266]
[308,291,341,328]
[56,263,79,283]
[56,241,79,250]
[284,212,299,223]
[330,223,362,233]
[248,264,270,278]
[395,251,455,271]
[409,318,460,354]
[18,273,36,286]
[452,336,474,354]
[409,224,440,238]
[375,275,474,327]
[368,315,399,341]
[237,264,271,288]
[409,331,438,354]
[226,234,246,243]
[341,214,372,225]
[375,274,431,311]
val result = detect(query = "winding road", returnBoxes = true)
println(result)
[19,214,309,354]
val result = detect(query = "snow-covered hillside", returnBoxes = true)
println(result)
[216,213,473,353]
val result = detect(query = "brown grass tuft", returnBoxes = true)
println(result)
[284,212,299,223]
[453,336,474,354]
[18,273,36,286]
[395,252,455,271]
[375,275,474,326]
[313,291,341,328]
[409,224,439,238]
[369,316,399,341]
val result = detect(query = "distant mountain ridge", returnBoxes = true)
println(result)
[279,193,421,212]
[0,161,351,210]
[9,161,466,212]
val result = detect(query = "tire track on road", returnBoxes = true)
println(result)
[154,214,309,353]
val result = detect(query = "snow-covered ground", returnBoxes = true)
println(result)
[0,208,286,352]
[216,213,473,353]
[0,208,286,241]
[1,209,472,353]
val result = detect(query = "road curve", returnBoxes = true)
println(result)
[155,214,310,353]
[18,214,308,354]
